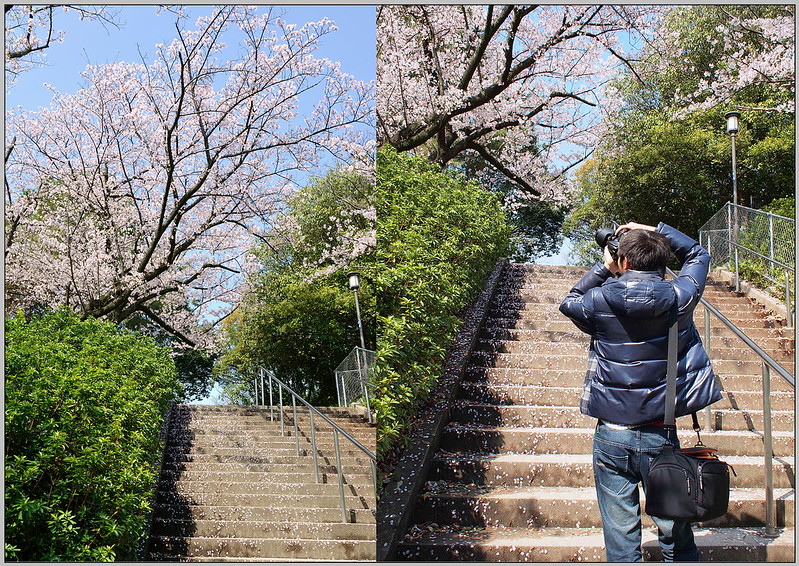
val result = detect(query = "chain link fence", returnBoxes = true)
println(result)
[699,202,794,324]
[335,347,375,422]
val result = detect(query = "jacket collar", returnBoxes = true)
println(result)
[618,269,665,282]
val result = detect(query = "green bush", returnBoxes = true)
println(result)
[735,197,795,302]
[374,147,511,459]
[5,309,181,561]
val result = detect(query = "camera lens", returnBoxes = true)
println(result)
[595,228,615,249]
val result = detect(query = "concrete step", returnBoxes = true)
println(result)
[412,485,795,529]
[449,400,795,432]
[163,480,375,497]
[467,351,793,377]
[155,491,374,510]
[158,470,372,484]
[152,518,375,539]
[474,338,589,356]
[440,425,795,458]
[703,333,795,353]
[163,460,372,477]
[149,535,375,561]
[162,451,375,467]
[464,367,796,392]
[396,525,795,562]
[152,504,376,524]
[167,422,375,433]
[429,453,795,489]
[163,443,373,459]
[484,318,583,333]
[493,299,771,320]
[150,404,376,561]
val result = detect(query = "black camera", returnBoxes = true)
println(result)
[595,227,629,260]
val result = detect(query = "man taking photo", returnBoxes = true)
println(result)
[559,222,722,562]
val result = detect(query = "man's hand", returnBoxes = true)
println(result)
[616,222,656,233]
[603,246,620,274]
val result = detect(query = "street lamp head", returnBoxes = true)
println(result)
[725,111,740,134]
[347,271,360,290]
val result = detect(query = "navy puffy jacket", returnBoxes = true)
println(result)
[559,223,722,425]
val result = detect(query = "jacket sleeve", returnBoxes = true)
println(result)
[559,263,614,335]
[656,222,710,315]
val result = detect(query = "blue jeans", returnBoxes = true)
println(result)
[593,421,700,562]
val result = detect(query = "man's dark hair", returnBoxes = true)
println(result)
[617,229,671,271]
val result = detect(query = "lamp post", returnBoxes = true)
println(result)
[725,111,740,208]
[347,271,366,350]
[725,110,741,290]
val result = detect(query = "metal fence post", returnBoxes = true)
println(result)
[727,203,733,268]
[769,212,775,266]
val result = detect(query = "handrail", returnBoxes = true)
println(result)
[668,267,794,536]
[696,293,794,387]
[254,367,377,523]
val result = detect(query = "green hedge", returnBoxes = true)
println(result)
[5,309,181,561]
[374,147,511,458]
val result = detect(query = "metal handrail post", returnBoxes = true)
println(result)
[785,273,793,328]
[292,393,300,456]
[255,366,378,521]
[703,309,713,431]
[762,363,776,535]
[279,384,284,436]
[260,370,265,405]
[309,409,319,483]
[734,247,740,292]
[333,428,347,522]
[269,371,274,421]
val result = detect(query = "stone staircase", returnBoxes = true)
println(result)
[395,264,795,561]
[147,404,376,561]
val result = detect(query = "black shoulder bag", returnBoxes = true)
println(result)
[644,304,735,523]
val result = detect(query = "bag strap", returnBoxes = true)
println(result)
[663,300,703,443]
[663,301,679,426]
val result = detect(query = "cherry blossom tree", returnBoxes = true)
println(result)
[5,6,374,349]
[669,5,795,114]
[4,5,121,87]
[376,4,665,205]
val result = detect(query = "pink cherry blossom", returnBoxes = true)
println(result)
[377,5,667,204]
[5,6,374,349]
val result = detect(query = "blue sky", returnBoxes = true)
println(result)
[6,5,376,111]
